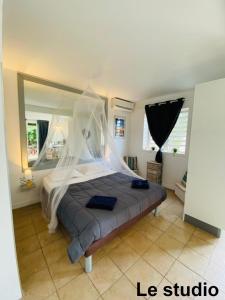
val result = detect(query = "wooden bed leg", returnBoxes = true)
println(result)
[154,207,159,217]
[85,255,92,273]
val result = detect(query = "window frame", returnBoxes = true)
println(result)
[142,107,189,155]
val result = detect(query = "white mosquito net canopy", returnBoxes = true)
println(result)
[34,87,138,232]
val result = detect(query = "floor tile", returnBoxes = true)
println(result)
[88,256,122,294]
[29,206,43,218]
[46,293,60,300]
[125,230,153,255]
[16,235,40,257]
[58,273,99,300]
[133,223,163,242]
[102,237,121,254]
[174,218,196,234]
[43,238,68,266]
[215,231,225,248]
[166,260,202,287]
[187,235,216,258]
[144,212,154,221]
[193,292,225,300]
[156,278,173,299]
[19,249,47,281]
[38,229,64,248]
[156,233,184,258]
[210,245,225,269]
[161,201,183,219]
[126,258,163,293]
[14,214,33,229]
[109,242,139,272]
[193,229,219,245]
[22,269,56,299]
[49,255,83,289]
[159,209,179,223]
[118,226,134,240]
[155,278,187,300]
[143,244,175,276]
[159,198,170,210]
[13,204,41,218]
[150,215,171,231]
[132,218,147,230]
[32,215,48,233]
[14,192,225,300]
[15,223,36,242]
[203,261,225,293]
[178,246,209,276]
[102,275,144,300]
[166,224,193,244]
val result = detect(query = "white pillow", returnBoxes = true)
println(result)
[48,168,83,182]
[77,162,110,176]
[72,169,83,178]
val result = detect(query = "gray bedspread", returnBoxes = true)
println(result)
[57,172,166,262]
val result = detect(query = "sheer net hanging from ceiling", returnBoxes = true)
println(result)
[33,87,138,232]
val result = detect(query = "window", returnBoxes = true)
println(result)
[143,108,189,154]
[26,120,39,162]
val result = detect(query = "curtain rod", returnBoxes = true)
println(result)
[147,97,186,107]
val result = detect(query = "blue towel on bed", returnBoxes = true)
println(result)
[86,195,117,211]
[131,179,149,189]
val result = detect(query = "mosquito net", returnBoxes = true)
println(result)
[34,87,139,232]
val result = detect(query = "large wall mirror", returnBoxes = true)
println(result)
[18,73,107,171]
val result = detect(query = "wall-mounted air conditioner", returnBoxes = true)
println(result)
[111,97,135,112]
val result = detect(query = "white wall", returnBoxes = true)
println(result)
[128,90,194,189]
[113,110,130,158]
[184,78,225,230]
[0,2,22,298]
[108,99,130,158]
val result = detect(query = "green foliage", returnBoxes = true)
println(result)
[27,123,37,146]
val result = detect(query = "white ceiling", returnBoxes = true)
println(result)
[3,0,225,101]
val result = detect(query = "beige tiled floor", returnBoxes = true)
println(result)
[13,190,225,299]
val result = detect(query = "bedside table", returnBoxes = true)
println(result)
[146,161,162,184]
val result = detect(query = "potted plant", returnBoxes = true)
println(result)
[173,148,178,156]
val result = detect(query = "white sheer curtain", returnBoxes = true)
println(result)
[34,87,138,232]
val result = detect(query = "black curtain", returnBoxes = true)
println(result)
[37,120,49,152]
[145,98,184,163]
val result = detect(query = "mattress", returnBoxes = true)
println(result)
[56,172,167,262]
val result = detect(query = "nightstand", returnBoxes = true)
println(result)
[146,161,162,184]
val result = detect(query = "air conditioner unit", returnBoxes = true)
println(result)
[111,97,135,112]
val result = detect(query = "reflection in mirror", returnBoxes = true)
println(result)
[24,80,80,170]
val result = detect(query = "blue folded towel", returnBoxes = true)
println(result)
[86,195,117,211]
[131,179,149,189]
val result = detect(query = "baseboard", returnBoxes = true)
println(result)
[12,198,40,209]
[163,183,174,190]
[184,214,221,238]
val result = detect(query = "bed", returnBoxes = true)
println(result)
[42,163,166,272]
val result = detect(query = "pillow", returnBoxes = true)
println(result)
[48,168,83,182]
[72,169,83,178]
[77,161,110,176]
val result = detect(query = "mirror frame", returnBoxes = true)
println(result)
[17,72,108,171]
